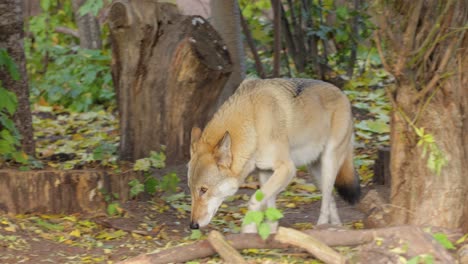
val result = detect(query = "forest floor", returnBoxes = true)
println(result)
[5,86,461,263]
[0,163,369,263]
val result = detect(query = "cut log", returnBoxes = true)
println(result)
[108,1,232,163]
[275,227,345,264]
[207,230,246,264]
[0,169,141,214]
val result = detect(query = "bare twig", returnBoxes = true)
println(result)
[55,26,80,38]
[208,230,246,264]
[238,7,265,78]
[275,227,345,264]
[414,39,457,102]
[374,33,393,74]
[117,226,458,264]
[394,0,424,76]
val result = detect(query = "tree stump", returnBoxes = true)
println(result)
[0,169,141,214]
[108,0,232,163]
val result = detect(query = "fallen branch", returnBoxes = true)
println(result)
[208,230,246,264]
[275,227,345,264]
[117,225,458,264]
[55,26,80,38]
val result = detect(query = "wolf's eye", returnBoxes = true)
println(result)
[199,187,208,196]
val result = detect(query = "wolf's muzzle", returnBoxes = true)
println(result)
[189,221,199,229]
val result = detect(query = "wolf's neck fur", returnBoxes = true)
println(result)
[200,80,259,179]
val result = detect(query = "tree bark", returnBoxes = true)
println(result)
[375,0,468,231]
[210,0,245,108]
[0,0,35,155]
[72,0,102,49]
[108,1,232,163]
[271,0,281,77]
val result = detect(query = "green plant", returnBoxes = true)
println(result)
[242,190,284,240]
[25,0,114,112]
[130,150,180,198]
[0,49,28,165]
[99,188,123,216]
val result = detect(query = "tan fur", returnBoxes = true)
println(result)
[188,78,360,230]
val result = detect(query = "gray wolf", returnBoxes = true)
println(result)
[187,78,360,232]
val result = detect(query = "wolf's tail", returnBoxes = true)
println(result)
[334,148,361,204]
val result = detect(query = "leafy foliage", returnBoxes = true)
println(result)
[432,233,455,250]
[414,127,447,175]
[240,0,376,77]
[242,190,284,240]
[131,151,180,198]
[25,0,114,112]
[0,49,29,165]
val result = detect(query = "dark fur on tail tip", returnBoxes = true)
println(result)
[335,175,361,204]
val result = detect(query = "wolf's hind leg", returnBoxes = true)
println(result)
[307,161,322,191]
[317,149,341,225]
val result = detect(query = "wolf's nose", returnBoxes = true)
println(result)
[190,221,199,229]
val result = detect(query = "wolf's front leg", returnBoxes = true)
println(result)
[242,161,295,233]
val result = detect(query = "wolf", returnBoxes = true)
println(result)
[187,78,360,232]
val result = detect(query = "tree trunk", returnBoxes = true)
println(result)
[108,1,232,163]
[72,0,102,49]
[0,0,35,155]
[375,0,468,231]
[210,0,245,108]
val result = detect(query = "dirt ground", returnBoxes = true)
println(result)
[0,164,368,264]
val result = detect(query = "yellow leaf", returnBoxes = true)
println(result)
[285,203,296,208]
[4,225,16,232]
[70,229,81,238]
[293,184,317,192]
[72,134,84,141]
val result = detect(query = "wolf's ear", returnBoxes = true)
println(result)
[214,131,232,168]
[190,127,202,156]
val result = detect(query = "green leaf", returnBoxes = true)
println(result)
[40,0,51,11]
[12,151,28,164]
[160,172,179,193]
[133,158,151,171]
[432,233,455,250]
[0,49,20,80]
[129,179,144,198]
[242,211,264,227]
[189,229,202,240]
[264,208,283,222]
[144,177,158,194]
[258,222,271,240]
[35,219,64,231]
[149,151,166,169]
[0,87,18,115]
[255,190,265,202]
[106,202,121,216]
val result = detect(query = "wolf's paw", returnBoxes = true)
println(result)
[317,214,329,225]
[241,223,258,233]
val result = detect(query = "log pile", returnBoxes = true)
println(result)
[118,225,463,263]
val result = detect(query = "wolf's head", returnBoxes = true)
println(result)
[187,127,239,229]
